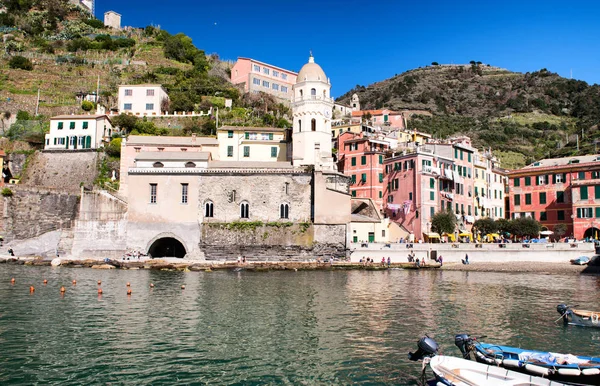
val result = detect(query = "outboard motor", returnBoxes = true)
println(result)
[557,304,570,325]
[454,334,472,359]
[409,336,439,361]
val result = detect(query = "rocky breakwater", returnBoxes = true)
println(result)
[0,256,441,271]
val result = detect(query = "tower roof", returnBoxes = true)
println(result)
[297,55,327,83]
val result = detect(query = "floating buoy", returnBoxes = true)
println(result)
[97,288,103,295]
[127,289,132,295]
[181,285,185,290]
[126,282,131,287]
[60,286,66,293]
[149,283,154,288]
[72,280,76,285]
[43,279,48,284]
[10,278,15,284]
[29,286,35,293]
[97,280,101,285]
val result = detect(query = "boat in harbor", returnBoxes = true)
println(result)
[408,336,566,386]
[454,334,600,385]
[557,304,600,328]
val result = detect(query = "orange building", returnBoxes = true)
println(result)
[337,131,390,210]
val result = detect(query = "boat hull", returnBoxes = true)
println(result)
[430,355,566,386]
[472,343,600,385]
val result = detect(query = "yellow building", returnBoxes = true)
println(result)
[217,126,290,162]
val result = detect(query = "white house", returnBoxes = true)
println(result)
[104,10,121,29]
[118,85,169,116]
[45,115,113,150]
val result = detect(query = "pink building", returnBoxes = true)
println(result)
[230,58,297,102]
[383,138,478,241]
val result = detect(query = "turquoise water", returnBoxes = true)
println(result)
[1,266,600,385]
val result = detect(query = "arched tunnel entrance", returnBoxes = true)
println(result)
[148,237,187,258]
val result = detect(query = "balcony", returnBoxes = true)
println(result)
[293,95,333,103]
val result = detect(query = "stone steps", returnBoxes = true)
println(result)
[56,229,74,258]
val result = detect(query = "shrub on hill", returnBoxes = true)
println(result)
[8,55,33,70]
[81,100,95,111]
[83,18,104,29]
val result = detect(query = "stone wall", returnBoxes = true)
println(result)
[201,223,347,260]
[197,173,312,223]
[6,152,30,178]
[21,150,102,191]
[1,186,79,242]
[70,190,128,259]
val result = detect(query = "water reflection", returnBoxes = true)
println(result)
[0,266,599,385]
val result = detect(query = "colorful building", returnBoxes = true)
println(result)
[44,115,113,150]
[508,155,600,239]
[351,109,406,129]
[118,84,169,116]
[230,58,297,103]
[382,137,505,241]
[217,126,290,162]
[337,131,390,209]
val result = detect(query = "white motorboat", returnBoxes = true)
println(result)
[429,355,567,386]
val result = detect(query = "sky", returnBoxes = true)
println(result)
[96,0,600,98]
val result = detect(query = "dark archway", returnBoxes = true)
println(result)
[583,227,600,240]
[148,237,186,258]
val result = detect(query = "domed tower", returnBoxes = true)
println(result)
[351,93,360,111]
[291,54,334,170]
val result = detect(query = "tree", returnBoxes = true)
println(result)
[553,223,568,239]
[495,218,511,235]
[431,62,439,66]
[8,55,33,71]
[510,217,541,238]
[111,114,138,133]
[431,210,457,235]
[472,217,498,236]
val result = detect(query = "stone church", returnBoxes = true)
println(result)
[71,56,351,260]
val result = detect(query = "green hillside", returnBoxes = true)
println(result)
[0,0,290,143]
[337,63,600,167]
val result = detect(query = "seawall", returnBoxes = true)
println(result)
[349,242,596,263]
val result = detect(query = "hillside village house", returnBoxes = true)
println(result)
[118,85,169,116]
[230,58,297,103]
[217,126,290,162]
[119,135,219,198]
[508,155,600,240]
[351,109,406,129]
[44,115,113,150]
[337,131,390,210]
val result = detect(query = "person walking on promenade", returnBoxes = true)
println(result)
[421,258,425,267]
[381,257,385,266]
[438,255,443,266]
[387,256,391,267]
[462,254,469,265]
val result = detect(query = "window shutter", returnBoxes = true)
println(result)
[86,136,91,148]
[577,208,582,218]
[552,174,556,184]
[562,173,567,183]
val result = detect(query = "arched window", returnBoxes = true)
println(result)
[298,119,302,132]
[311,118,316,131]
[323,90,326,98]
[280,203,289,219]
[311,88,316,99]
[185,161,196,168]
[240,202,249,219]
[299,89,303,97]
[205,201,214,218]
[153,162,164,168]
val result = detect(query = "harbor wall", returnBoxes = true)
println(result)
[349,242,596,263]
